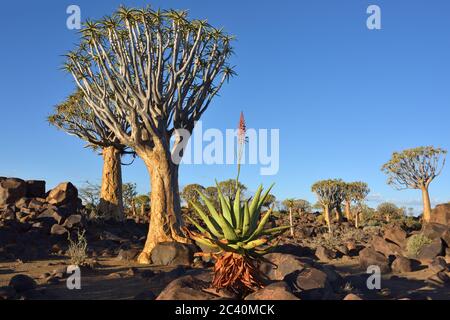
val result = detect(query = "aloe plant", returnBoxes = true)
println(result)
[183,182,289,294]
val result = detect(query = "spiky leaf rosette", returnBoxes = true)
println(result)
[183,183,289,295]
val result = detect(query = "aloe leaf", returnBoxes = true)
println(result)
[189,200,222,238]
[246,208,273,242]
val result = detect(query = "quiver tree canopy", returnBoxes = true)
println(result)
[62,6,235,263]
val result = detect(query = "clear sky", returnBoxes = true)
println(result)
[1,0,449,213]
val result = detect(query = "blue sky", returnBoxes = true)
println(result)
[0,0,449,212]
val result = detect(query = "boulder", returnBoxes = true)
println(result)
[359,247,390,273]
[50,224,68,236]
[37,208,63,224]
[25,180,46,198]
[430,203,450,225]
[315,246,337,262]
[391,255,413,273]
[260,253,308,281]
[371,236,402,259]
[343,293,363,300]
[417,239,444,264]
[271,243,313,258]
[245,282,299,300]
[0,178,26,205]
[134,290,157,300]
[62,214,82,229]
[428,256,448,273]
[46,182,78,206]
[421,223,449,242]
[384,225,407,247]
[8,274,37,293]
[156,275,217,300]
[284,267,333,300]
[151,242,196,266]
[116,248,140,261]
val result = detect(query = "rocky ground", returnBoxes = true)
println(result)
[0,177,449,300]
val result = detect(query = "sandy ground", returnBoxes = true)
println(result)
[0,256,449,300]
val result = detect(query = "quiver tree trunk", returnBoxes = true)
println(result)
[324,206,332,233]
[345,200,352,221]
[335,205,343,223]
[421,187,432,223]
[289,208,294,237]
[98,146,124,221]
[136,143,187,264]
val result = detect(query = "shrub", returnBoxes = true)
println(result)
[406,234,432,258]
[67,230,88,266]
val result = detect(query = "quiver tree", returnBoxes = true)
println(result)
[63,6,235,263]
[332,180,346,223]
[48,90,131,221]
[344,182,370,228]
[382,146,447,223]
[342,182,370,223]
[311,179,344,233]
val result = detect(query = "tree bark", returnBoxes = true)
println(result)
[98,146,124,221]
[324,205,332,233]
[136,144,187,264]
[289,208,294,237]
[345,200,352,221]
[335,205,343,223]
[421,187,432,223]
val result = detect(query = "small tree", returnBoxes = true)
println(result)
[217,179,247,202]
[261,194,276,209]
[343,181,370,225]
[282,198,295,237]
[181,184,205,210]
[311,179,344,233]
[348,182,370,228]
[122,182,138,216]
[134,194,150,217]
[377,202,403,222]
[382,146,447,223]
[48,90,130,220]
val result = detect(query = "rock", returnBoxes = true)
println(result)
[284,267,333,300]
[116,248,140,261]
[8,275,37,293]
[46,182,78,206]
[271,243,313,258]
[343,293,363,300]
[37,208,63,224]
[0,286,16,300]
[25,180,46,198]
[441,230,450,247]
[384,225,407,247]
[359,247,390,273]
[151,242,196,266]
[422,223,449,242]
[0,178,26,205]
[260,253,308,281]
[430,203,450,225]
[50,224,68,236]
[156,275,217,300]
[427,271,450,287]
[428,257,448,273]
[62,214,82,229]
[28,199,46,211]
[371,236,402,258]
[245,282,299,300]
[391,256,413,273]
[417,239,444,264]
[315,246,337,262]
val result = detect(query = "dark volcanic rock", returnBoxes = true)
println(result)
[430,203,450,225]
[8,275,37,293]
[384,225,407,247]
[260,253,309,281]
[25,180,46,198]
[151,242,196,266]
[46,182,78,206]
[418,239,444,264]
[156,275,217,300]
[359,247,390,273]
[284,267,333,300]
[0,178,26,205]
[391,255,413,273]
[245,282,299,300]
